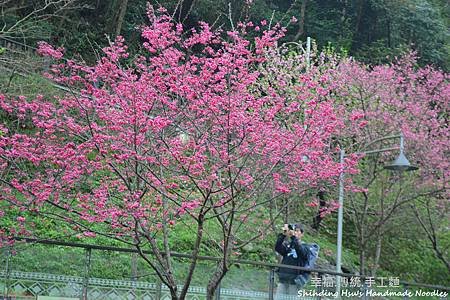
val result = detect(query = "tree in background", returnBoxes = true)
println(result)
[251,42,354,232]
[351,0,449,69]
[0,7,356,299]
[0,0,89,40]
[333,53,449,277]
[253,41,448,282]
[410,195,449,274]
[3,0,447,70]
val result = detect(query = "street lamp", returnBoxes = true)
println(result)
[335,133,418,297]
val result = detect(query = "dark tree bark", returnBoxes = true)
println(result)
[114,0,129,37]
[293,0,307,41]
[312,190,326,231]
[284,197,289,224]
[206,260,228,300]
[174,0,196,23]
[350,0,365,52]
[230,0,245,26]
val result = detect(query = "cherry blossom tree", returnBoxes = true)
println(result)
[252,43,361,230]
[0,7,355,299]
[254,43,449,277]
[332,54,449,276]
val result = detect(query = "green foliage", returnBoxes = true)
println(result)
[384,237,450,285]
[3,0,447,69]
[354,39,410,65]
[7,244,86,276]
[358,0,448,69]
[322,41,350,59]
[0,72,62,98]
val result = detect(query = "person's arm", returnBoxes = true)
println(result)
[275,233,288,256]
[292,236,311,261]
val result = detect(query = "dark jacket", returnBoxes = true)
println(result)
[275,233,311,284]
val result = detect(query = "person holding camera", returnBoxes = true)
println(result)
[274,223,312,298]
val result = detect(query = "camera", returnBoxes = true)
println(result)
[283,224,296,231]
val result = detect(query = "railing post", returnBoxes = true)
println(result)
[82,247,92,300]
[3,246,11,298]
[316,272,323,300]
[306,36,311,70]
[268,269,275,300]
[362,281,368,300]
[403,284,409,300]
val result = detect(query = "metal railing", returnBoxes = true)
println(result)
[1,238,448,300]
[0,36,41,54]
[0,37,51,78]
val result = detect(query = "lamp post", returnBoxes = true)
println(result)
[335,133,418,297]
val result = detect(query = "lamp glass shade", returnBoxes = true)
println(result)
[384,152,418,171]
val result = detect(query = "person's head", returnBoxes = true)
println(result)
[282,223,305,238]
[291,223,304,233]
[291,223,305,238]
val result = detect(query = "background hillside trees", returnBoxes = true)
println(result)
[1,0,448,69]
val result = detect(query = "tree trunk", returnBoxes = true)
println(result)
[412,203,450,274]
[312,190,326,231]
[114,0,129,37]
[350,0,365,52]
[293,0,307,41]
[169,288,179,300]
[358,191,370,276]
[340,0,347,22]
[371,186,385,277]
[359,218,366,275]
[283,197,289,224]
[206,231,234,299]
[206,260,228,300]
[179,217,205,299]
[174,0,196,23]
[230,0,244,25]
[371,232,382,277]
[359,243,366,276]
[387,19,391,48]
[434,247,450,274]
